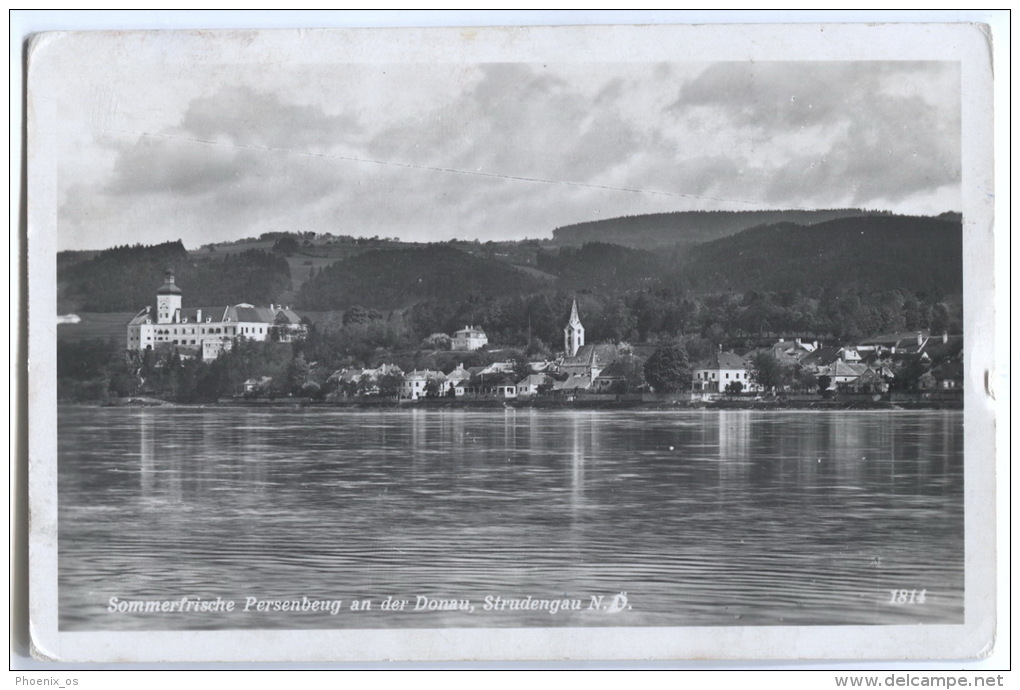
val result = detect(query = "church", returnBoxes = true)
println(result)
[126,269,305,361]
[559,299,619,381]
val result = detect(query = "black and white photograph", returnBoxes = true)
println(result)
[23,18,1000,664]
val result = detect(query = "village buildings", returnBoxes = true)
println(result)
[219,293,961,402]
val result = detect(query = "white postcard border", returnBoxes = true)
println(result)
[25,21,998,663]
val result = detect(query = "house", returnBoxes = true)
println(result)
[845,367,889,393]
[930,360,964,389]
[821,361,870,390]
[758,339,811,367]
[692,351,758,394]
[838,346,863,363]
[465,372,518,398]
[127,268,305,361]
[445,363,472,396]
[516,373,552,397]
[401,369,446,400]
[478,361,515,376]
[858,331,940,357]
[328,363,403,397]
[243,376,272,394]
[451,325,488,351]
[801,346,841,369]
[551,373,594,394]
[591,356,647,393]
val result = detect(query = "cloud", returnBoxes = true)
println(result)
[181,86,361,149]
[668,62,960,209]
[59,60,962,250]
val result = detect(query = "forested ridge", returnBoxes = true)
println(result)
[679,215,962,294]
[295,244,545,311]
[60,240,292,311]
[551,208,896,248]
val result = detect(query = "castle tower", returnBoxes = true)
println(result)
[156,267,183,324]
[563,299,585,357]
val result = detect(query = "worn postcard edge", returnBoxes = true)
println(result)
[24,22,999,663]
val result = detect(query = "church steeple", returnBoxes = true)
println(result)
[156,267,183,324]
[564,299,585,357]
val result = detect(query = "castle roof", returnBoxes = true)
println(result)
[156,282,183,295]
[129,304,303,326]
[156,269,183,295]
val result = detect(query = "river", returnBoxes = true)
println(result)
[57,407,963,630]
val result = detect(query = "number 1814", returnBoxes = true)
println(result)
[888,589,927,605]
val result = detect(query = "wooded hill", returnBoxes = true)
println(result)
[59,240,292,312]
[295,244,545,311]
[58,213,962,317]
[679,215,962,296]
[552,208,895,248]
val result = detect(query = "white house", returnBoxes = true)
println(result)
[126,269,305,361]
[692,351,759,394]
[516,373,552,397]
[400,369,446,400]
[451,325,488,351]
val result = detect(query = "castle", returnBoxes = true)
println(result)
[126,269,305,361]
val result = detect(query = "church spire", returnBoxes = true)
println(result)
[568,299,581,327]
[564,299,585,357]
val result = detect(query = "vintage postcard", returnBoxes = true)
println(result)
[26,22,998,663]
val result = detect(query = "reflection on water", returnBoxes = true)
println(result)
[58,407,963,630]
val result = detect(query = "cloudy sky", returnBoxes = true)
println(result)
[48,35,960,251]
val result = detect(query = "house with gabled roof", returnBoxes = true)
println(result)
[821,361,871,390]
[445,363,472,396]
[516,373,553,397]
[693,350,759,394]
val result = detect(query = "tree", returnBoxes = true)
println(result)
[747,352,791,392]
[421,333,451,350]
[376,371,404,399]
[610,354,647,393]
[343,305,381,327]
[816,375,833,395]
[793,366,818,393]
[724,380,744,396]
[301,381,322,399]
[643,342,691,393]
[286,354,310,395]
[510,351,532,383]
[423,378,442,398]
[272,236,300,255]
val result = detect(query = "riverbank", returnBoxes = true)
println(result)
[96,394,962,411]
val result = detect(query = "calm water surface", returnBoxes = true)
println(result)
[58,407,963,630]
